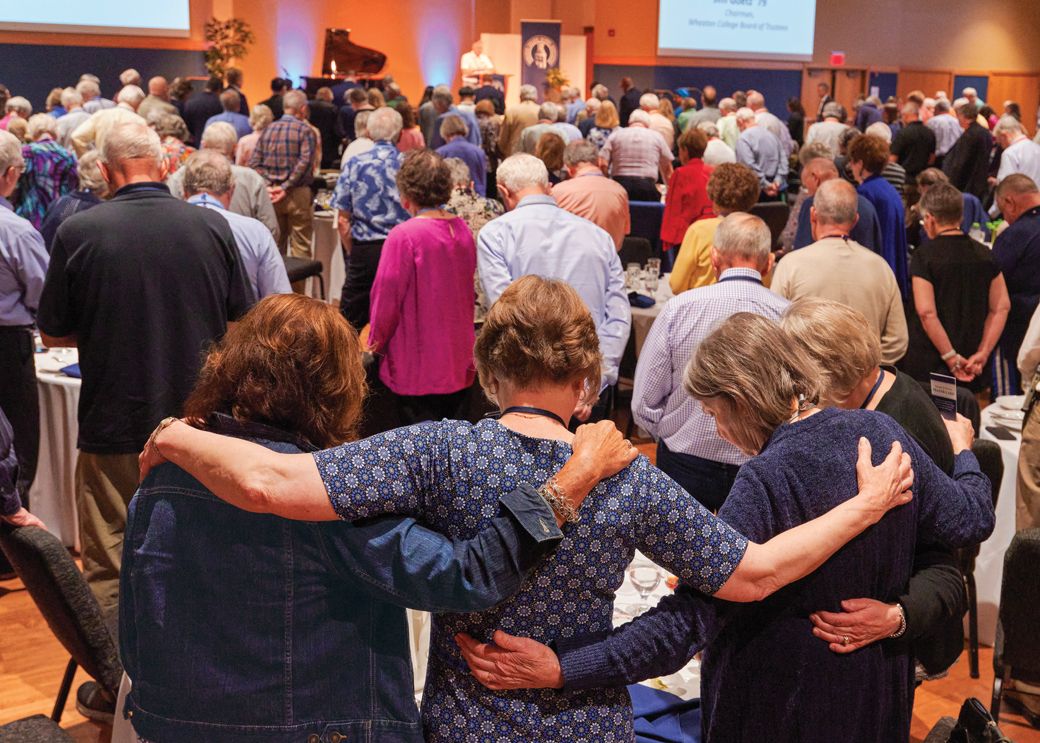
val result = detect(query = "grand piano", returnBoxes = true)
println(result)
[301,29,388,96]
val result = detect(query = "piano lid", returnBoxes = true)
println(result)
[321,28,386,76]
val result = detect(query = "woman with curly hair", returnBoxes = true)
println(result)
[669,161,761,294]
[367,148,478,426]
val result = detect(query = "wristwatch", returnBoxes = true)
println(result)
[889,603,907,639]
[145,416,179,453]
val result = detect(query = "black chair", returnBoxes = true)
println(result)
[628,201,665,257]
[960,439,1004,679]
[618,236,653,270]
[0,715,74,742]
[991,528,1040,723]
[0,524,122,727]
[749,201,791,251]
[283,256,326,300]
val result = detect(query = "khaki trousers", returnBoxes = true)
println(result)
[275,185,314,259]
[1017,401,1040,531]
[76,451,140,615]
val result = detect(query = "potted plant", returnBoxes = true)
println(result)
[204,17,255,80]
[544,67,569,103]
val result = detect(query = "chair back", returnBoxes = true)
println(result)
[282,256,323,284]
[618,237,653,270]
[0,524,122,697]
[749,201,791,250]
[628,201,665,255]
[996,528,1040,678]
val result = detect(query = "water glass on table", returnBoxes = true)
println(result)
[646,257,661,277]
[628,563,663,615]
[643,268,659,294]
[626,262,643,291]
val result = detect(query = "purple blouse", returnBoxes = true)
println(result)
[369,216,477,396]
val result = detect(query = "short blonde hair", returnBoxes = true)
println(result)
[475,275,601,405]
[684,313,822,453]
[780,297,880,405]
[595,100,620,129]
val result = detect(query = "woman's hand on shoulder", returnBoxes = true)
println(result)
[571,420,639,482]
[455,631,564,690]
[855,437,914,522]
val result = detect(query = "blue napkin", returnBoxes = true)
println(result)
[60,363,81,378]
[629,684,701,743]
[629,292,656,308]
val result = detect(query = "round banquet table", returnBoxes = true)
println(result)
[973,402,1024,646]
[630,275,675,357]
[31,348,82,549]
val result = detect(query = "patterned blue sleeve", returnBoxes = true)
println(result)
[313,422,442,521]
[630,460,748,595]
[331,162,354,213]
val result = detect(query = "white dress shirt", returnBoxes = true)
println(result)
[1018,302,1040,382]
[477,194,631,386]
[997,136,1040,185]
[460,51,494,86]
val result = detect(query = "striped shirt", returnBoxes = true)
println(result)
[599,125,672,179]
[633,268,790,464]
[248,115,316,190]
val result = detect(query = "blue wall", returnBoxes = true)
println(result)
[953,75,989,105]
[868,72,898,102]
[594,64,803,121]
[0,44,207,112]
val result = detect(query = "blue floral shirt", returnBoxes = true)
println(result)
[331,140,410,242]
[314,419,748,742]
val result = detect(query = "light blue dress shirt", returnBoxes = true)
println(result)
[735,125,788,191]
[186,193,290,299]
[429,106,483,150]
[633,268,790,464]
[477,194,631,387]
[204,111,253,140]
[0,197,49,326]
[927,114,965,157]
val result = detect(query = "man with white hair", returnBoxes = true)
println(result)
[634,213,788,510]
[119,68,142,89]
[498,84,541,157]
[552,140,630,249]
[640,92,674,149]
[137,76,177,120]
[697,121,736,166]
[716,97,740,149]
[599,109,673,201]
[70,85,147,156]
[992,115,1040,187]
[332,106,410,329]
[564,86,585,124]
[77,77,114,114]
[735,107,787,199]
[56,88,90,148]
[805,103,848,155]
[478,153,630,420]
[166,122,278,240]
[962,87,985,109]
[747,91,793,156]
[37,121,252,624]
[926,99,963,164]
[16,114,78,229]
[249,89,317,257]
[518,102,564,154]
[182,150,290,298]
[428,85,481,149]
[0,129,49,516]
[0,96,31,131]
[771,178,908,364]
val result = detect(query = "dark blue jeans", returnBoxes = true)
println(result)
[656,441,740,513]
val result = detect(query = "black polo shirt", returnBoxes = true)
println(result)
[891,121,937,177]
[38,183,254,454]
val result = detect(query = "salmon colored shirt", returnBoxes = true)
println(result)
[551,170,631,250]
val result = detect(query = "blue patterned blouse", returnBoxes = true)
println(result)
[314,419,748,742]
[331,140,410,242]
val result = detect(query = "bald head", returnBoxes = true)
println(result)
[811,179,860,233]
[148,77,169,100]
[996,174,1040,225]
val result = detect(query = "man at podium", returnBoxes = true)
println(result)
[460,40,495,87]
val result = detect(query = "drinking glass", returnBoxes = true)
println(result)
[643,269,659,294]
[646,257,661,277]
[626,262,642,291]
[628,564,662,613]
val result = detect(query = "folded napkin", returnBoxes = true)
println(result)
[629,292,656,308]
[629,684,701,743]
[60,363,81,378]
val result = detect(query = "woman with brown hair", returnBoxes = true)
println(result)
[141,277,919,741]
[534,130,566,184]
[395,101,425,152]
[367,149,477,426]
[121,292,635,743]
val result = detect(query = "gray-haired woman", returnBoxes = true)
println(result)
[454,311,995,743]
[39,150,106,252]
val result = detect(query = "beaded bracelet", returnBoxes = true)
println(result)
[889,603,907,639]
[538,476,582,524]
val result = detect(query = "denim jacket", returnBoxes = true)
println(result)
[119,415,563,743]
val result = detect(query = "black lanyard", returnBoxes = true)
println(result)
[861,369,886,409]
[488,406,568,427]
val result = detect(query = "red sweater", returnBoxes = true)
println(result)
[660,159,715,248]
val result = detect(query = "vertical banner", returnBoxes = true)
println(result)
[520,20,562,102]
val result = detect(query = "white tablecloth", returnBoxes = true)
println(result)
[31,348,82,549]
[974,403,1023,645]
[405,551,699,704]
[310,211,345,303]
[630,276,674,357]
